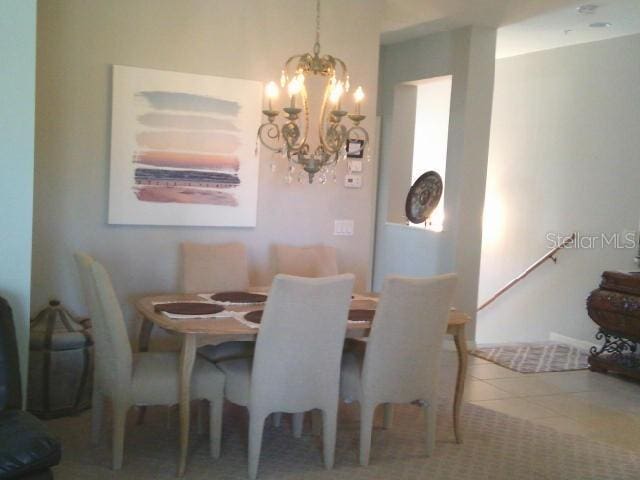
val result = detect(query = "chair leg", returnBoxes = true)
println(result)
[209,399,223,459]
[167,405,176,430]
[197,400,208,435]
[359,403,376,466]
[321,407,338,470]
[383,403,394,429]
[423,398,437,457]
[272,412,282,427]
[292,412,304,438]
[136,406,147,425]
[311,409,322,436]
[248,412,266,480]
[91,387,104,445]
[112,403,129,470]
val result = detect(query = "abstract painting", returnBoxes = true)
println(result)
[108,65,262,226]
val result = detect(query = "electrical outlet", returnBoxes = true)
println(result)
[344,174,362,188]
[334,220,354,236]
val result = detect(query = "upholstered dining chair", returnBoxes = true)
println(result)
[181,241,250,293]
[74,253,226,469]
[272,244,338,429]
[274,244,339,278]
[181,242,255,363]
[217,274,354,480]
[340,273,457,466]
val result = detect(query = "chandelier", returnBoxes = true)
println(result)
[256,0,369,184]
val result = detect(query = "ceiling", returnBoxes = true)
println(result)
[381,0,640,58]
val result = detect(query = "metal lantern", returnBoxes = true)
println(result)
[27,300,93,419]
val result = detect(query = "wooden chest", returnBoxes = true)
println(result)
[587,271,640,380]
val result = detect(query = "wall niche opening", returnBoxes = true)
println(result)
[386,75,452,232]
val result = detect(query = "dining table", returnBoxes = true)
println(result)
[135,290,470,476]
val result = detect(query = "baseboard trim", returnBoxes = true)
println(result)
[443,338,477,352]
[549,332,595,352]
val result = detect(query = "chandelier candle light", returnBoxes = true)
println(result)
[256,0,370,184]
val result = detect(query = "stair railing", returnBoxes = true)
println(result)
[477,233,575,312]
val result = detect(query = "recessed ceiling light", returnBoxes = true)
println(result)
[577,4,599,15]
[589,21,612,28]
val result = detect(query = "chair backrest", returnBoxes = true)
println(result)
[181,242,250,293]
[362,274,457,404]
[74,253,132,400]
[0,296,22,411]
[274,244,338,278]
[250,274,354,415]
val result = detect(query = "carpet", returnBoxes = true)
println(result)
[46,394,639,479]
[472,342,590,373]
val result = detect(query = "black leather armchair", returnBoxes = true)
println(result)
[0,297,61,479]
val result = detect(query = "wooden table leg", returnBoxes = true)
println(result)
[452,325,468,444]
[136,316,154,425]
[178,334,197,477]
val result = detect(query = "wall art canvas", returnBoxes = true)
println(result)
[108,65,262,226]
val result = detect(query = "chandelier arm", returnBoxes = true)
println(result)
[300,86,310,149]
[334,57,349,83]
[326,123,347,154]
[257,123,283,153]
[284,54,307,73]
[317,81,341,154]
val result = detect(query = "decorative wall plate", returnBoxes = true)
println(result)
[405,171,443,224]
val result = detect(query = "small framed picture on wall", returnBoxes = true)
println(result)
[346,139,364,158]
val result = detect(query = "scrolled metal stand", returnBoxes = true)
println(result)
[589,328,640,376]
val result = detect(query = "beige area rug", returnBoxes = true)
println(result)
[46,396,640,480]
[472,342,590,373]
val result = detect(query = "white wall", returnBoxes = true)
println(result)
[374,27,496,340]
[411,76,452,231]
[478,33,640,344]
[34,0,382,342]
[0,0,36,385]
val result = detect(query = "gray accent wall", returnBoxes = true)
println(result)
[374,27,496,340]
[0,0,36,387]
[33,0,382,341]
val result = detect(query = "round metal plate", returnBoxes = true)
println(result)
[405,171,443,224]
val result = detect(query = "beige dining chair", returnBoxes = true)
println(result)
[272,244,339,428]
[74,253,226,469]
[181,241,250,293]
[274,244,339,277]
[217,274,354,480]
[340,273,457,466]
[181,241,255,363]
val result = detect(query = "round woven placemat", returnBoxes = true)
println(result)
[154,302,224,315]
[244,310,264,323]
[243,309,375,324]
[211,291,267,303]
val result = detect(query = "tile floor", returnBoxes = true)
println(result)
[439,350,640,454]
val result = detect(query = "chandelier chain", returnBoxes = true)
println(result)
[314,0,321,55]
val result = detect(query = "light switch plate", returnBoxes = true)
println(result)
[344,174,362,188]
[334,219,354,236]
[348,160,363,172]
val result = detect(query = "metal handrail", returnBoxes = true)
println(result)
[477,233,575,312]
